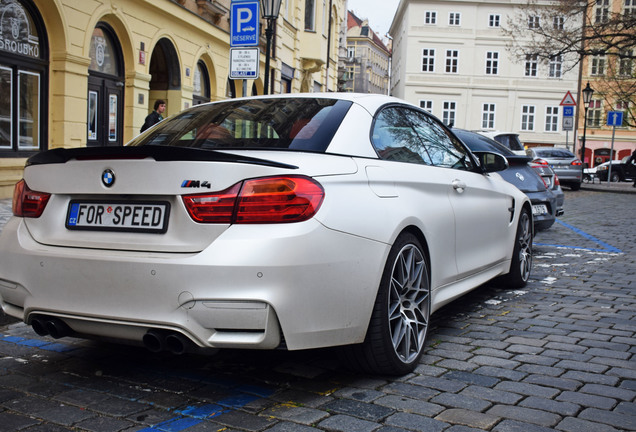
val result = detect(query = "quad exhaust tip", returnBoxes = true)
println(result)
[30,315,72,339]
[143,329,193,355]
[30,316,194,354]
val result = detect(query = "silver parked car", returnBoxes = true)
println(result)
[526,147,582,191]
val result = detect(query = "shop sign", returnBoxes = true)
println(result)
[0,1,40,59]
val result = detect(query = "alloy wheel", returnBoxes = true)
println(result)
[388,244,430,363]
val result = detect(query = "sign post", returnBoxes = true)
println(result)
[560,91,576,151]
[605,111,624,186]
[230,1,260,96]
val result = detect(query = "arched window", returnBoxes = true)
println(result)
[0,0,48,156]
[193,61,210,105]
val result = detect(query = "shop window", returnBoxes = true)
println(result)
[0,0,48,156]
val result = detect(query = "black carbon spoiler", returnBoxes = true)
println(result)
[25,145,298,170]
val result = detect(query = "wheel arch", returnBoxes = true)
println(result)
[398,225,432,285]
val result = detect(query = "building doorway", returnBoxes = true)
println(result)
[87,23,124,147]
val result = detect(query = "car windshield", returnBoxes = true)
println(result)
[128,98,353,153]
[535,149,575,159]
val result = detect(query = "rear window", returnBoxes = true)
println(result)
[535,149,575,158]
[453,129,515,156]
[493,134,525,151]
[129,98,352,153]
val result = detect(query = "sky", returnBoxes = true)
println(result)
[346,0,401,38]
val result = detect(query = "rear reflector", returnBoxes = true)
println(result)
[13,180,51,218]
[183,176,325,224]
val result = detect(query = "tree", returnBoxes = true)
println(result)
[502,0,636,127]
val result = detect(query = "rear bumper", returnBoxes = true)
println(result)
[0,217,388,351]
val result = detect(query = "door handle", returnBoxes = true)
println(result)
[452,179,466,193]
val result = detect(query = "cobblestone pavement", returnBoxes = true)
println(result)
[0,189,634,432]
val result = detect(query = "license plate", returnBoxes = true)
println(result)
[532,204,548,216]
[66,201,170,233]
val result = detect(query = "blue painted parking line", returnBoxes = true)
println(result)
[1,334,77,352]
[535,219,623,253]
[0,332,275,431]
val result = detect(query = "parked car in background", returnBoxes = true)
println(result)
[526,147,582,191]
[595,156,636,182]
[475,131,526,156]
[0,93,533,375]
[528,162,564,217]
[455,129,559,230]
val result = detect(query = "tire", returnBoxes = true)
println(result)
[502,208,533,288]
[610,172,621,183]
[344,233,430,375]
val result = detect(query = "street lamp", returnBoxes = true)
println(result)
[260,0,282,95]
[580,82,594,169]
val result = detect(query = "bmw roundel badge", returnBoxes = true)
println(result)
[102,169,115,187]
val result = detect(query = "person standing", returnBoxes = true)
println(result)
[628,149,636,187]
[140,99,166,133]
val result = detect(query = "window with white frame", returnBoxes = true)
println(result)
[619,50,633,76]
[443,101,456,126]
[553,15,565,30]
[616,101,629,120]
[545,106,559,132]
[596,0,610,23]
[521,105,535,131]
[305,0,316,31]
[482,103,495,129]
[419,100,433,113]
[525,54,538,76]
[626,0,636,18]
[449,12,461,26]
[425,11,437,24]
[347,46,355,59]
[485,52,499,75]
[489,14,501,27]
[445,50,459,73]
[422,49,435,72]
[528,15,540,28]
[588,100,602,127]
[591,55,605,75]
[549,55,563,78]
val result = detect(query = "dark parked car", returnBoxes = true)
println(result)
[454,129,560,230]
[595,156,636,182]
[526,147,582,190]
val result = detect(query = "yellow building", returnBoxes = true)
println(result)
[0,0,345,198]
[575,0,636,167]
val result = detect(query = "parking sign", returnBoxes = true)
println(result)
[230,1,260,47]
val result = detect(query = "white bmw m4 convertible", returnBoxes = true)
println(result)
[0,94,532,374]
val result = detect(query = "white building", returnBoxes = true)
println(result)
[389,0,580,148]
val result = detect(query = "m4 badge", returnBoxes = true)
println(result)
[181,180,211,189]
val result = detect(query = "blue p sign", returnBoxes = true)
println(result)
[231,2,260,47]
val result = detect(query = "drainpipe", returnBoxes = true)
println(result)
[325,0,333,90]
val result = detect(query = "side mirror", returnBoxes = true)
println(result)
[473,151,509,173]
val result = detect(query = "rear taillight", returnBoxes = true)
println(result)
[532,158,549,165]
[12,179,51,218]
[570,160,582,166]
[182,176,325,224]
[554,175,560,186]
